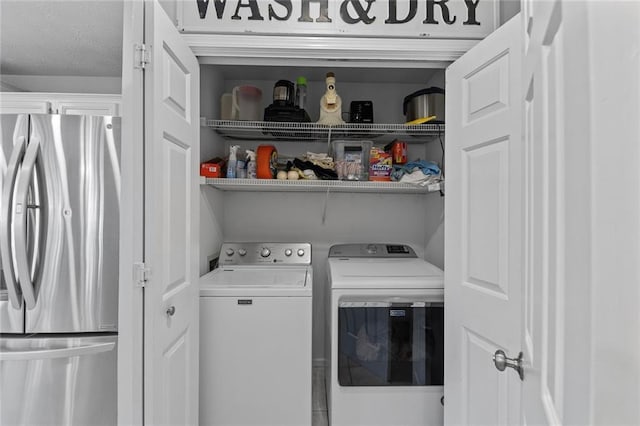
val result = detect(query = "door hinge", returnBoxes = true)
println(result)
[134,43,151,70]
[134,262,150,288]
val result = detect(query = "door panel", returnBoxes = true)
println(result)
[444,15,522,425]
[463,330,509,425]
[463,53,510,123]
[144,0,200,425]
[162,329,191,425]
[463,139,508,296]
[165,137,188,289]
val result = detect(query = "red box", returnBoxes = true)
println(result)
[369,147,392,181]
[200,158,226,178]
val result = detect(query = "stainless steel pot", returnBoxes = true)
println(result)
[403,87,445,123]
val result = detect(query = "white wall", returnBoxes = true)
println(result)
[586,1,640,423]
[0,75,121,94]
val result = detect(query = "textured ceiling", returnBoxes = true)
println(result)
[0,0,123,77]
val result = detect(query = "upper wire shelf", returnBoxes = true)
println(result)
[206,120,445,142]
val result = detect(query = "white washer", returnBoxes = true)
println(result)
[200,242,313,426]
[326,243,444,426]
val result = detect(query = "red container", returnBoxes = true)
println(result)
[391,141,408,164]
[200,158,226,178]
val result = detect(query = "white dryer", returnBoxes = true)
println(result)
[200,242,313,426]
[326,243,444,426]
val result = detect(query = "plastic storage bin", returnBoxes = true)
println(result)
[331,140,373,181]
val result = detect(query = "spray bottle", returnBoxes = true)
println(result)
[226,145,239,179]
[246,149,257,179]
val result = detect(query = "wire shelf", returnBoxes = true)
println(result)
[206,120,445,142]
[201,177,442,194]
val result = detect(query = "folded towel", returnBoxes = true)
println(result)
[398,170,441,187]
[392,160,441,182]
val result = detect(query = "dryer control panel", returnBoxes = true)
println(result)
[220,242,311,265]
[328,243,417,258]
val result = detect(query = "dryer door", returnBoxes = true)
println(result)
[337,299,443,386]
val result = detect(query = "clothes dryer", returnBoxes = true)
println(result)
[326,243,444,426]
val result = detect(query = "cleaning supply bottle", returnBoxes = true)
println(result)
[296,76,307,111]
[235,150,246,178]
[226,145,239,179]
[246,149,257,179]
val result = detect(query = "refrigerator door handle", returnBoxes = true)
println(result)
[13,137,41,309]
[0,136,27,309]
[0,341,116,361]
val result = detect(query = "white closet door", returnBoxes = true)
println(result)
[444,15,523,425]
[143,0,200,424]
[521,1,640,424]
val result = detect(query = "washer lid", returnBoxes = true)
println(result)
[199,265,312,296]
[328,258,443,289]
[201,266,309,288]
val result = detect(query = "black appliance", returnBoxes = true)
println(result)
[349,100,374,123]
[264,79,311,122]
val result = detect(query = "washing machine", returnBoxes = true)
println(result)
[199,242,313,426]
[326,243,444,426]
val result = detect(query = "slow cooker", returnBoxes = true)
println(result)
[403,87,445,123]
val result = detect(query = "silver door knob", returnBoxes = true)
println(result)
[493,349,524,381]
[166,306,176,317]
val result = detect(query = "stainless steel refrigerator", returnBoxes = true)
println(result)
[0,114,120,425]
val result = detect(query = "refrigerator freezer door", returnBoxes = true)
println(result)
[0,114,27,332]
[25,115,121,333]
[0,335,117,425]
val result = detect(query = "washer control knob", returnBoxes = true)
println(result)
[284,249,293,257]
[260,248,271,258]
[297,248,305,257]
[225,248,235,257]
[238,248,247,256]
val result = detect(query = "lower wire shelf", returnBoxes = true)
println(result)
[201,177,443,194]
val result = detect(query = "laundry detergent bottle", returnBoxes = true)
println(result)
[226,145,239,179]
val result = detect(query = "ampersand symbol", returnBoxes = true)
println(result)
[340,0,376,24]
